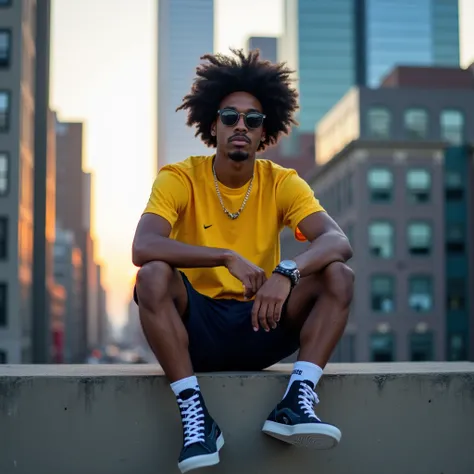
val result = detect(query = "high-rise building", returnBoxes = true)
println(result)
[55,120,86,359]
[282,65,474,362]
[55,121,85,237]
[280,0,460,132]
[0,0,53,363]
[364,0,460,87]
[281,0,356,133]
[247,37,278,63]
[157,0,214,169]
[55,120,104,360]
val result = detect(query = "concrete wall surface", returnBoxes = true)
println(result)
[0,363,473,474]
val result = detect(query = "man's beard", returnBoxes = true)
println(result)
[228,150,249,162]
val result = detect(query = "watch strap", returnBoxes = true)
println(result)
[273,265,300,287]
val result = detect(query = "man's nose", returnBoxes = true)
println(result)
[234,114,248,132]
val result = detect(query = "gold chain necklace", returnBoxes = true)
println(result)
[212,163,253,220]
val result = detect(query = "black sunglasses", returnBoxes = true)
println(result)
[217,109,266,129]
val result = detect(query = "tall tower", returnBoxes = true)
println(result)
[0,0,53,363]
[280,0,460,132]
[157,0,214,170]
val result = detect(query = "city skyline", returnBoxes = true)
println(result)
[50,0,474,326]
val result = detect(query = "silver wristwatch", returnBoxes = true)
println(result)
[272,260,300,288]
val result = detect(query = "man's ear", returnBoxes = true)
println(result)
[211,121,217,136]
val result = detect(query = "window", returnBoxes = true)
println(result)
[369,221,394,258]
[448,334,467,361]
[446,278,465,311]
[0,30,11,68]
[407,222,432,256]
[371,275,395,313]
[367,168,393,202]
[0,91,10,131]
[0,218,7,259]
[410,332,434,361]
[0,152,8,195]
[406,169,431,203]
[445,171,463,200]
[446,224,465,254]
[370,333,395,362]
[404,108,428,140]
[408,276,433,312]
[0,283,6,326]
[0,350,6,364]
[440,110,464,145]
[367,107,391,139]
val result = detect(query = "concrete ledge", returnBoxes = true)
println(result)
[1,363,474,474]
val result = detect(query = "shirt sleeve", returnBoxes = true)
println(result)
[142,169,189,227]
[277,170,325,238]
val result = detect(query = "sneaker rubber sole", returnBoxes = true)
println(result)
[262,420,341,449]
[178,433,225,473]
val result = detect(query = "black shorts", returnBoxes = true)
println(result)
[134,272,300,372]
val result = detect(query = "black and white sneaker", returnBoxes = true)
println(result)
[262,380,341,449]
[176,388,224,473]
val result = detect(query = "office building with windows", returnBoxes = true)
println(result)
[280,0,460,148]
[283,66,474,363]
[157,0,214,169]
[0,0,54,363]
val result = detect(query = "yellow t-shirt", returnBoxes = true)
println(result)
[143,155,325,300]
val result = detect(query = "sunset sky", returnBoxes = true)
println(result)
[50,0,474,327]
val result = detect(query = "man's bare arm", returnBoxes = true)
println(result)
[293,212,353,277]
[131,213,232,268]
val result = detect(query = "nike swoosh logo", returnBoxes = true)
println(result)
[204,225,212,229]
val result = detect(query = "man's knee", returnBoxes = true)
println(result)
[322,262,354,308]
[135,261,174,304]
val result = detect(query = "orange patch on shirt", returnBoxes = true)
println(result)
[295,227,307,242]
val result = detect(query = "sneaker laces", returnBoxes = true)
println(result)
[298,382,321,421]
[177,392,205,447]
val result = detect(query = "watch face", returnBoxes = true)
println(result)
[279,260,297,271]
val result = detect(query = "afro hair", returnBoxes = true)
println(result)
[176,48,299,151]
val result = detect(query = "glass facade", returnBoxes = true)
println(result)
[282,0,460,139]
[431,0,460,65]
[444,146,470,360]
[366,0,459,87]
[290,0,355,132]
[157,0,214,168]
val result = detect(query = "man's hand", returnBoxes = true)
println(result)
[251,273,292,332]
[225,252,267,298]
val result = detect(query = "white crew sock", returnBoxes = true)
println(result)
[170,375,200,397]
[283,361,323,398]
